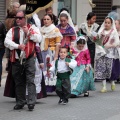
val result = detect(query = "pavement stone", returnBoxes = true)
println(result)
[1,58,120,120]
[0,79,120,120]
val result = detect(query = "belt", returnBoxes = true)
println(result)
[15,58,26,63]
[48,45,56,47]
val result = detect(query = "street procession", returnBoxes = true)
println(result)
[0,0,120,120]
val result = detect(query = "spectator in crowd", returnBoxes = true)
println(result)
[41,7,58,26]
[0,21,6,86]
[108,6,120,20]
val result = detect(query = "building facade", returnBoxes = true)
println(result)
[1,0,120,26]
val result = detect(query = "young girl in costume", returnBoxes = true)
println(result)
[57,10,76,47]
[80,12,99,67]
[70,36,95,98]
[93,17,120,92]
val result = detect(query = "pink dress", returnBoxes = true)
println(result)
[71,48,91,66]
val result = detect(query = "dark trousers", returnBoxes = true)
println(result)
[87,43,95,68]
[12,56,36,106]
[56,77,71,100]
[0,48,5,81]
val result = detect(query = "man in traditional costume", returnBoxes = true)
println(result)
[4,10,41,110]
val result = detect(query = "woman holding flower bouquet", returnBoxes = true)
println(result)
[40,14,63,92]
[80,12,99,68]
[93,17,120,93]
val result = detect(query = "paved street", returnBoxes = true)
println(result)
[1,59,120,120]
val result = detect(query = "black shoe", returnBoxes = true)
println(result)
[28,104,34,111]
[84,92,89,97]
[62,100,67,105]
[62,99,68,105]
[58,99,63,104]
[14,105,24,110]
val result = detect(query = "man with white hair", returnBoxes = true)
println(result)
[13,2,20,11]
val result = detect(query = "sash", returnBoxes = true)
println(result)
[102,29,113,46]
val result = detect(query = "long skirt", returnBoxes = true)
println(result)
[41,49,56,92]
[94,56,120,80]
[70,65,95,96]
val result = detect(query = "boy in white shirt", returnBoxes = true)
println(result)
[50,47,77,105]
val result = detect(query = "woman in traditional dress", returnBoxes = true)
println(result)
[70,36,95,98]
[115,19,120,37]
[80,12,99,67]
[115,19,120,82]
[93,17,120,92]
[57,11,76,48]
[40,14,63,92]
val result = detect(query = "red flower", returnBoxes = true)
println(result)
[46,57,52,78]
[46,57,50,62]
[93,36,97,41]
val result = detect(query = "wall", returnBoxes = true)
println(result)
[113,0,120,15]
[6,0,19,9]
[76,0,92,27]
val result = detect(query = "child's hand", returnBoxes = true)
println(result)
[85,66,90,73]
[66,62,69,66]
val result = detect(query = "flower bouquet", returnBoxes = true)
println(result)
[46,56,52,78]
[91,31,102,46]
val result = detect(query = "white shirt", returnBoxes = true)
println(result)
[50,58,77,73]
[4,24,42,59]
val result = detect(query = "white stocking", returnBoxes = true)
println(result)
[102,80,106,89]
[111,81,115,85]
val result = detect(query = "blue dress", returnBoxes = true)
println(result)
[70,65,95,96]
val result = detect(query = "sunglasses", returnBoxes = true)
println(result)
[15,16,25,20]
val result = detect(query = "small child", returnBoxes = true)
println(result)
[70,36,95,98]
[94,17,120,92]
[49,47,77,105]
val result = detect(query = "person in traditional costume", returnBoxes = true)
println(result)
[49,47,77,104]
[4,10,41,111]
[93,17,120,93]
[0,21,6,87]
[4,4,47,104]
[26,12,47,99]
[115,19,120,82]
[5,3,20,71]
[115,19,120,37]
[40,14,63,92]
[80,12,99,68]
[26,43,47,99]
[70,36,95,98]
[57,10,76,47]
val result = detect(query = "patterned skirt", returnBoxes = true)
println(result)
[41,49,56,92]
[70,65,95,96]
[94,56,120,80]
